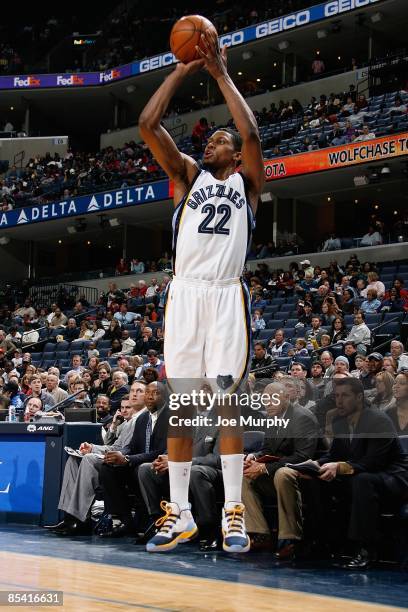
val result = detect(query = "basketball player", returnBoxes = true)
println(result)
[139,28,264,552]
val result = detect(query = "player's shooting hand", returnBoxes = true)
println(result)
[175,58,205,77]
[196,29,227,80]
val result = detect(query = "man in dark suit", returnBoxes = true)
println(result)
[313,377,408,569]
[137,407,220,550]
[242,380,319,555]
[99,381,169,536]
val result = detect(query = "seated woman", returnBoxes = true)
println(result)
[331,316,347,344]
[369,371,396,412]
[360,288,381,313]
[381,287,406,312]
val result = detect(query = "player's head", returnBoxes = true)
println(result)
[203,128,242,170]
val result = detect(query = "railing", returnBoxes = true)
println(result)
[29,283,98,309]
[13,150,25,168]
[167,122,188,142]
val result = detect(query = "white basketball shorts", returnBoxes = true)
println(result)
[163,276,251,388]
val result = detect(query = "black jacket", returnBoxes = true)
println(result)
[122,406,169,467]
[319,408,408,488]
[256,403,319,476]
[250,354,277,379]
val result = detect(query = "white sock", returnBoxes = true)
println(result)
[221,453,244,506]
[168,461,191,511]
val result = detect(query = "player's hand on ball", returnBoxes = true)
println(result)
[196,29,227,79]
[175,58,205,76]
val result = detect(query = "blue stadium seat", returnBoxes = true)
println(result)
[379,322,400,335]
[271,298,285,305]
[97,339,112,349]
[128,330,139,338]
[279,304,293,312]
[56,341,70,351]
[30,352,42,361]
[293,356,312,371]
[364,314,382,325]
[58,359,71,369]
[344,315,355,326]
[266,319,285,329]
[295,326,309,337]
[257,330,271,342]
[284,327,295,339]
[42,352,55,360]
[43,342,56,352]
[275,357,291,370]
[383,312,405,322]
[98,349,110,359]
[285,318,299,327]
[398,264,408,273]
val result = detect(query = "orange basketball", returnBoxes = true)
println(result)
[170,15,218,64]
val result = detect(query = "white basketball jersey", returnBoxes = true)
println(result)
[172,169,255,281]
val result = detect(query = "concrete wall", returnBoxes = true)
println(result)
[100,69,359,149]
[67,242,408,295]
[0,136,69,168]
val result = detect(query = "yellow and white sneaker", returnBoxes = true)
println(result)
[222,502,250,553]
[146,501,198,552]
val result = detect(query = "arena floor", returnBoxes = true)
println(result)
[0,525,406,611]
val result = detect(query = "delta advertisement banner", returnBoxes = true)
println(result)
[0,179,171,229]
[0,0,383,90]
[3,132,406,230]
[264,132,408,181]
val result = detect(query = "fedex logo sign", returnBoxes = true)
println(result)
[56,75,85,86]
[100,69,121,82]
[13,76,41,87]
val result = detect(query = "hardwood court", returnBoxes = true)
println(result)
[0,551,404,612]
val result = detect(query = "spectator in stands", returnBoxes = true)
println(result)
[309,361,325,401]
[192,117,209,150]
[292,338,309,357]
[250,342,277,379]
[381,287,406,312]
[291,378,407,568]
[21,322,39,349]
[242,380,319,558]
[63,319,80,342]
[369,371,396,411]
[361,271,386,299]
[121,330,136,356]
[91,363,112,401]
[130,259,145,274]
[269,329,293,358]
[135,327,158,354]
[290,363,307,379]
[354,124,376,142]
[350,354,367,378]
[0,329,17,356]
[75,320,93,341]
[362,353,384,391]
[2,380,24,416]
[115,258,129,276]
[24,374,55,410]
[45,373,68,404]
[109,339,123,356]
[360,226,383,247]
[343,341,358,370]
[307,316,325,349]
[297,301,313,326]
[322,234,342,251]
[321,351,335,378]
[114,304,138,325]
[5,327,21,347]
[390,340,404,365]
[340,288,355,315]
[387,373,408,435]
[251,309,266,338]
[387,95,407,116]
[360,289,381,314]
[331,317,347,344]
[345,311,371,353]
[108,370,129,411]
[49,307,68,328]
[105,318,122,341]
[382,356,398,375]
[311,55,325,76]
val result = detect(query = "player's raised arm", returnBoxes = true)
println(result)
[138,60,204,198]
[196,30,264,212]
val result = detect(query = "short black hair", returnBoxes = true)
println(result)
[254,341,266,350]
[217,127,242,151]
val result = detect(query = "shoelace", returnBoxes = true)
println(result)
[155,500,178,534]
[225,506,245,535]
